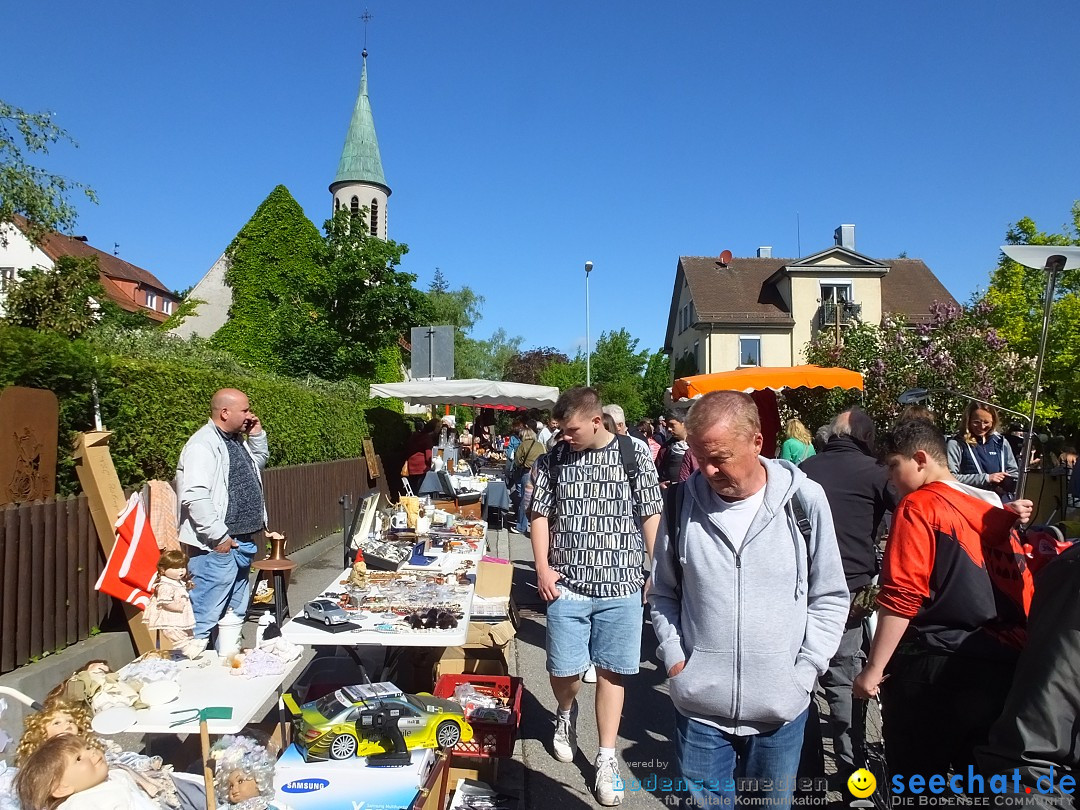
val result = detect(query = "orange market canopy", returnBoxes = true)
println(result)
[672,365,864,401]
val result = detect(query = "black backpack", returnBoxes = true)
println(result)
[663,481,813,598]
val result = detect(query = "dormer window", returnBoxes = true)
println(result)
[145,291,157,309]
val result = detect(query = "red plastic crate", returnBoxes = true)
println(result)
[433,673,523,758]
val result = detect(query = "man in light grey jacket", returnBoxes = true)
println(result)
[176,388,268,652]
[649,391,848,808]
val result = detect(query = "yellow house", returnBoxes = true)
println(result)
[664,225,958,375]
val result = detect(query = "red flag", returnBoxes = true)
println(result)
[95,494,160,609]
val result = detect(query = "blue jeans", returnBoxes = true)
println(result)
[187,537,258,639]
[675,707,808,808]
[514,473,529,534]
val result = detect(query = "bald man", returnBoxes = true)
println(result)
[176,388,269,654]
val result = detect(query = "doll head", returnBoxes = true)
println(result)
[210,735,275,805]
[157,549,190,582]
[15,698,93,766]
[15,733,107,810]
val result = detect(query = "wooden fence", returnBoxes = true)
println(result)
[0,495,111,674]
[262,456,388,552]
[0,455,387,674]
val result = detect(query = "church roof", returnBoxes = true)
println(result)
[331,54,389,191]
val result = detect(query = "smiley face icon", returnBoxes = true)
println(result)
[848,769,877,798]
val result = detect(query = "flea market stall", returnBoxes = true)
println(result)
[672,365,864,457]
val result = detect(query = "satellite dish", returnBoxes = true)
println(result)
[719,250,733,266]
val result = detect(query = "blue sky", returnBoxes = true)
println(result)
[7,1,1079,359]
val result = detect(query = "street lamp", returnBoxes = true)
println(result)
[585,260,593,387]
[999,245,1080,497]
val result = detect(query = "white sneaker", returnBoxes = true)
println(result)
[594,757,624,806]
[583,664,597,683]
[552,704,578,762]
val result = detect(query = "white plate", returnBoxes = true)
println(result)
[91,706,137,735]
[140,680,180,706]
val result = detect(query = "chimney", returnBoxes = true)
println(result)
[834,224,855,251]
[757,246,772,258]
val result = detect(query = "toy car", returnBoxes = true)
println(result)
[282,682,473,762]
[303,599,349,626]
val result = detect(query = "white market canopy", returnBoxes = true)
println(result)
[369,379,560,410]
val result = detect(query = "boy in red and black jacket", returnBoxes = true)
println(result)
[854,418,1034,779]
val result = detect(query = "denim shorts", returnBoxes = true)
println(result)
[545,585,643,677]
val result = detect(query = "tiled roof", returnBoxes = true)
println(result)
[878,258,958,324]
[12,215,175,320]
[676,254,957,327]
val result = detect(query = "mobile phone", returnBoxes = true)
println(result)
[243,418,255,432]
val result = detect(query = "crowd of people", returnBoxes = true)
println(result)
[524,386,1076,809]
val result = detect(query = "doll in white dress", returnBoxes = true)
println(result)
[142,550,195,648]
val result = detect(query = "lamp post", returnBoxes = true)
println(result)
[998,245,1080,498]
[585,260,593,387]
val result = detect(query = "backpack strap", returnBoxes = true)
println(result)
[787,489,813,582]
[615,433,642,514]
[663,482,686,600]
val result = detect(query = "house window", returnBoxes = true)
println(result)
[739,336,761,367]
[162,300,173,315]
[350,196,360,215]
[0,267,14,291]
[145,291,157,309]
[694,341,700,373]
[820,283,852,305]
[370,199,379,236]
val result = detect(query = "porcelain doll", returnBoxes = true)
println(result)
[142,550,195,648]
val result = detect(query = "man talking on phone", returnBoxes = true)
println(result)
[176,388,269,656]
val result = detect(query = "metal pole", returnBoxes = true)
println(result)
[1017,256,1065,500]
[585,261,593,387]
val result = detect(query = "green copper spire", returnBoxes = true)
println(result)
[332,51,388,190]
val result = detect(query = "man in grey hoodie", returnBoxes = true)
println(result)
[649,391,848,808]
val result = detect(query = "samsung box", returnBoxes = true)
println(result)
[275,744,434,810]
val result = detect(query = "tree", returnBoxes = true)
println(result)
[1,100,96,245]
[641,350,671,419]
[419,271,526,380]
[3,254,157,337]
[984,202,1080,426]
[802,303,1033,435]
[2,255,102,337]
[288,208,427,380]
[539,355,587,391]
[506,347,570,385]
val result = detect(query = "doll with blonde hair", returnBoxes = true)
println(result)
[15,697,201,809]
[14,698,94,767]
[15,733,156,810]
[143,549,195,648]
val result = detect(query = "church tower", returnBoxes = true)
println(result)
[330,49,390,239]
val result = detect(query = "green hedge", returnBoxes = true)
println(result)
[0,325,408,493]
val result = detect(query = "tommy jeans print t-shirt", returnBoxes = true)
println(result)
[531,436,663,598]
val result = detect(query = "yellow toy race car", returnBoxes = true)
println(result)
[283,682,473,763]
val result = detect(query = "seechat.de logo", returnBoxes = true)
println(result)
[848,769,878,799]
[281,778,330,794]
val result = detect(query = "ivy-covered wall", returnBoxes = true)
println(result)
[210,185,323,372]
[0,325,408,493]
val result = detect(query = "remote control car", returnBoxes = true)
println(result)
[282,682,473,762]
[303,599,349,626]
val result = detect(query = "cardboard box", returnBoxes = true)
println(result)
[434,646,510,679]
[446,755,499,787]
[475,559,513,599]
[275,744,434,810]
